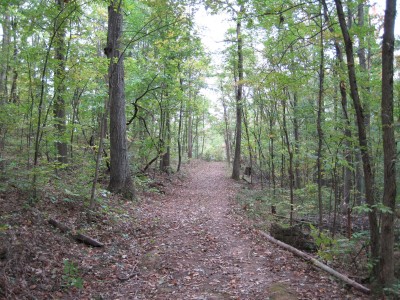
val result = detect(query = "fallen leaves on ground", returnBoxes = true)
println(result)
[0,160,365,299]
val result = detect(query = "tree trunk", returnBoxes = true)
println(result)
[161,111,171,173]
[293,92,301,189]
[316,15,324,229]
[379,0,397,290]
[221,91,231,165]
[269,112,276,193]
[10,17,18,104]
[0,12,10,104]
[53,0,68,164]
[106,1,135,200]
[333,0,379,284]
[243,107,253,184]
[231,5,244,180]
[282,96,294,226]
[177,80,184,172]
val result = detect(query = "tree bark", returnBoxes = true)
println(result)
[281,96,294,226]
[106,1,135,199]
[293,92,301,189]
[222,95,231,165]
[187,70,193,159]
[333,0,379,283]
[0,12,10,104]
[231,5,244,180]
[379,0,397,290]
[10,17,18,104]
[177,79,184,172]
[316,14,324,229]
[243,107,253,184]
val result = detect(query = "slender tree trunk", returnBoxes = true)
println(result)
[160,110,171,173]
[177,80,184,172]
[379,0,397,290]
[355,2,369,205]
[187,71,193,159]
[322,0,354,227]
[106,1,135,199]
[53,0,68,164]
[231,5,244,180]
[316,17,324,229]
[187,111,193,159]
[10,17,18,104]
[201,110,205,157]
[334,0,379,284]
[269,113,276,192]
[89,95,109,222]
[243,107,253,184]
[195,115,199,158]
[0,12,10,104]
[357,2,370,131]
[221,93,231,165]
[293,92,301,189]
[282,96,294,226]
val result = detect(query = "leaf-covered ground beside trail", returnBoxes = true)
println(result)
[0,160,365,299]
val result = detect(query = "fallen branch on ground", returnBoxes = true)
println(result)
[48,218,104,247]
[256,229,370,294]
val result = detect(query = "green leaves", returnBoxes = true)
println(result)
[62,259,84,290]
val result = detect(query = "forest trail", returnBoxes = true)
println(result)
[127,160,363,299]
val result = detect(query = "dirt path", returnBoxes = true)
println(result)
[127,160,363,299]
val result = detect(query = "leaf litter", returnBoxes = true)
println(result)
[0,160,365,299]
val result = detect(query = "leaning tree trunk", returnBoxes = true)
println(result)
[231,5,244,180]
[333,0,379,284]
[106,1,135,199]
[379,0,397,290]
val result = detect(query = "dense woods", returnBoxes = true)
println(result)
[0,0,399,298]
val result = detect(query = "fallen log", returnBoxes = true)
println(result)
[48,218,104,247]
[256,229,370,295]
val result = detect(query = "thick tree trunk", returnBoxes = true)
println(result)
[334,0,379,283]
[53,0,68,164]
[106,1,135,199]
[231,6,244,180]
[379,0,397,290]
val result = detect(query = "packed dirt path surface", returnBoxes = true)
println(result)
[128,160,364,299]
